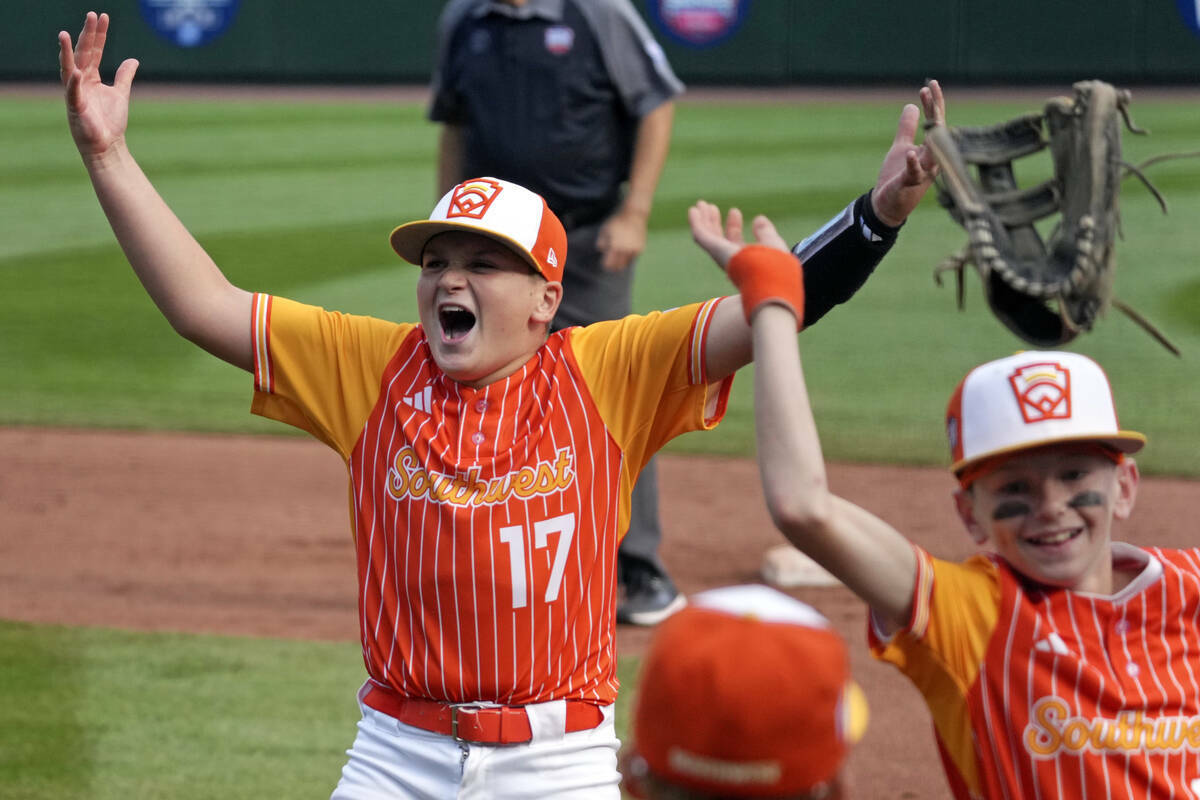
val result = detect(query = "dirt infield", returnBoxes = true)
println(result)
[4,426,1199,797]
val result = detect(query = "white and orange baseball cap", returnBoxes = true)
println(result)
[622,584,867,798]
[390,177,567,283]
[946,350,1145,482]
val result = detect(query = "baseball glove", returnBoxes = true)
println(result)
[926,79,1196,355]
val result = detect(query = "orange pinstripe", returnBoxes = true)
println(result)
[872,544,1200,798]
[250,294,731,705]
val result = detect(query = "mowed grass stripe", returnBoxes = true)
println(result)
[3,94,1200,472]
[0,620,642,799]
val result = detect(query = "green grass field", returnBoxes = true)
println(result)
[3,89,1199,797]
[0,619,641,798]
[5,91,1200,467]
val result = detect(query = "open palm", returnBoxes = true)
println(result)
[59,12,139,160]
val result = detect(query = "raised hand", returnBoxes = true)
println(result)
[687,200,741,270]
[870,79,946,227]
[59,12,140,161]
[688,201,790,272]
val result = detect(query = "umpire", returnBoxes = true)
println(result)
[429,0,685,625]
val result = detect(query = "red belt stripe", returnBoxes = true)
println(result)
[361,684,605,746]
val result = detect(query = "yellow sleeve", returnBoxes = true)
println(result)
[249,294,417,458]
[565,299,732,473]
[869,548,1001,792]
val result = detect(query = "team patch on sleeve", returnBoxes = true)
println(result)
[252,293,274,393]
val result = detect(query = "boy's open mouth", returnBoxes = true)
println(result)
[439,304,476,343]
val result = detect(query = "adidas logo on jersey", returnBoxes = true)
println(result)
[402,385,434,413]
[1033,632,1070,655]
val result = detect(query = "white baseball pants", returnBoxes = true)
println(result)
[330,693,620,799]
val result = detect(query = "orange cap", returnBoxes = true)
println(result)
[624,585,867,798]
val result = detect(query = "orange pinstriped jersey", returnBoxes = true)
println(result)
[250,294,730,706]
[871,543,1200,799]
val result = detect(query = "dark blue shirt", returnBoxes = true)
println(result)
[430,0,683,217]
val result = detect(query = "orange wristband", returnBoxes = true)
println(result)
[726,245,805,328]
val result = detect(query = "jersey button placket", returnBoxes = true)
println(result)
[470,394,488,448]
[1111,617,1140,683]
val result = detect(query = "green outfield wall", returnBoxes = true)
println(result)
[9,1,1200,84]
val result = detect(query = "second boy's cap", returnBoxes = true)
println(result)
[946,350,1145,476]
[623,584,867,798]
[390,177,567,283]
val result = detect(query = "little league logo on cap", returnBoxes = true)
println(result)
[445,178,504,220]
[946,350,1145,475]
[1010,361,1072,423]
[390,178,567,283]
[623,585,867,798]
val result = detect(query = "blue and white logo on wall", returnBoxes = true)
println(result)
[139,0,241,48]
[648,0,750,49]
[1178,0,1200,38]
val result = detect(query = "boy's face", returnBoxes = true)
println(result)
[416,230,562,387]
[954,445,1139,594]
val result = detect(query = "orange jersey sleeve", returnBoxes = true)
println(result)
[250,294,416,457]
[870,547,1002,795]
[566,298,730,466]
[565,299,732,541]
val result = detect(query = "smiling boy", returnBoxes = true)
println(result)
[689,205,1200,797]
[59,11,943,798]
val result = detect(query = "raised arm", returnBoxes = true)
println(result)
[750,301,917,629]
[60,12,252,371]
[700,81,945,382]
[692,210,919,630]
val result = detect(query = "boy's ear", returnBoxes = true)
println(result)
[530,280,563,326]
[1112,457,1140,521]
[953,487,989,546]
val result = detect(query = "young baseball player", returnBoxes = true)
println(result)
[689,208,1198,798]
[621,584,867,799]
[59,12,941,798]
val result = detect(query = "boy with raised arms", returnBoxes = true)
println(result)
[60,12,941,798]
[690,191,1200,798]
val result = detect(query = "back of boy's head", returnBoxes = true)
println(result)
[622,584,866,799]
[946,350,1145,488]
[389,177,567,283]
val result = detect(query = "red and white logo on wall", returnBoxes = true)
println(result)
[649,0,751,49]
